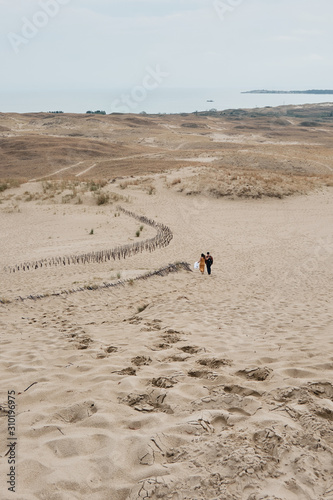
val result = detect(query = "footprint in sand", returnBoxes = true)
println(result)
[253,428,283,455]
[161,333,182,344]
[165,447,188,463]
[121,391,173,414]
[131,356,152,366]
[53,401,97,423]
[151,377,175,388]
[188,369,217,380]
[197,357,232,368]
[46,433,111,458]
[105,346,118,353]
[315,407,333,422]
[154,343,172,350]
[113,367,137,376]
[223,385,263,397]
[210,415,229,433]
[179,345,202,354]
[165,354,190,362]
[236,366,272,381]
[77,336,93,350]
[308,381,333,400]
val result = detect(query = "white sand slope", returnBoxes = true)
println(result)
[0,176,333,500]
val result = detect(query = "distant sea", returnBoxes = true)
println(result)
[1,88,333,114]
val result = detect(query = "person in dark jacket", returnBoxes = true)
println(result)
[205,252,213,275]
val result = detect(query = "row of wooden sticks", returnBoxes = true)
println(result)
[4,206,173,273]
[0,262,191,304]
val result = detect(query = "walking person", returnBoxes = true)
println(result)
[199,253,206,274]
[205,252,213,275]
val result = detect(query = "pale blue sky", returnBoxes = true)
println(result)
[1,0,333,93]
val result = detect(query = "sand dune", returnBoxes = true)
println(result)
[1,105,333,182]
[1,106,333,499]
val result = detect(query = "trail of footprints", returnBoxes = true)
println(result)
[36,308,333,499]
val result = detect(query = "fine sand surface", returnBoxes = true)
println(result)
[0,175,333,500]
[1,106,333,499]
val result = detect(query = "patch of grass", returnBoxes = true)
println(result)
[61,194,72,204]
[171,178,181,185]
[178,167,333,200]
[96,192,109,205]
[42,180,55,193]
[0,178,24,193]
[3,203,21,213]
[24,191,35,202]
[88,180,107,192]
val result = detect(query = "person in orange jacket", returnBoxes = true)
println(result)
[199,253,206,274]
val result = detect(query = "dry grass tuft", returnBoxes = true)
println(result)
[2,178,130,206]
[96,192,109,205]
[0,178,26,193]
[171,178,182,185]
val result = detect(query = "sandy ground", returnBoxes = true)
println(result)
[0,171,333,500]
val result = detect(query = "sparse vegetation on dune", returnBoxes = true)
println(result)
[0,178,25,192]
[0,104,332,200]
[0,177,132,206]
[96,192,109,205]
[170,167,333,199]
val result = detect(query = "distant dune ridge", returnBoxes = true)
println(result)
[0,104,333,499]
[1,103,333,183]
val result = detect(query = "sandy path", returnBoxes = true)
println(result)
[75,163,97,177]
[30,162,85,182]
[29,153,164,182]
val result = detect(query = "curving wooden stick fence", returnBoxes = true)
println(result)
[0,261,192,304]
[4,206,173,273]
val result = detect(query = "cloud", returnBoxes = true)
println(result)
[294,29,322,36]
[1,0,333,93]
[303,53,325,62]
[271,35,303,43]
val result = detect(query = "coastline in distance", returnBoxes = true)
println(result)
[242,89,333,94]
